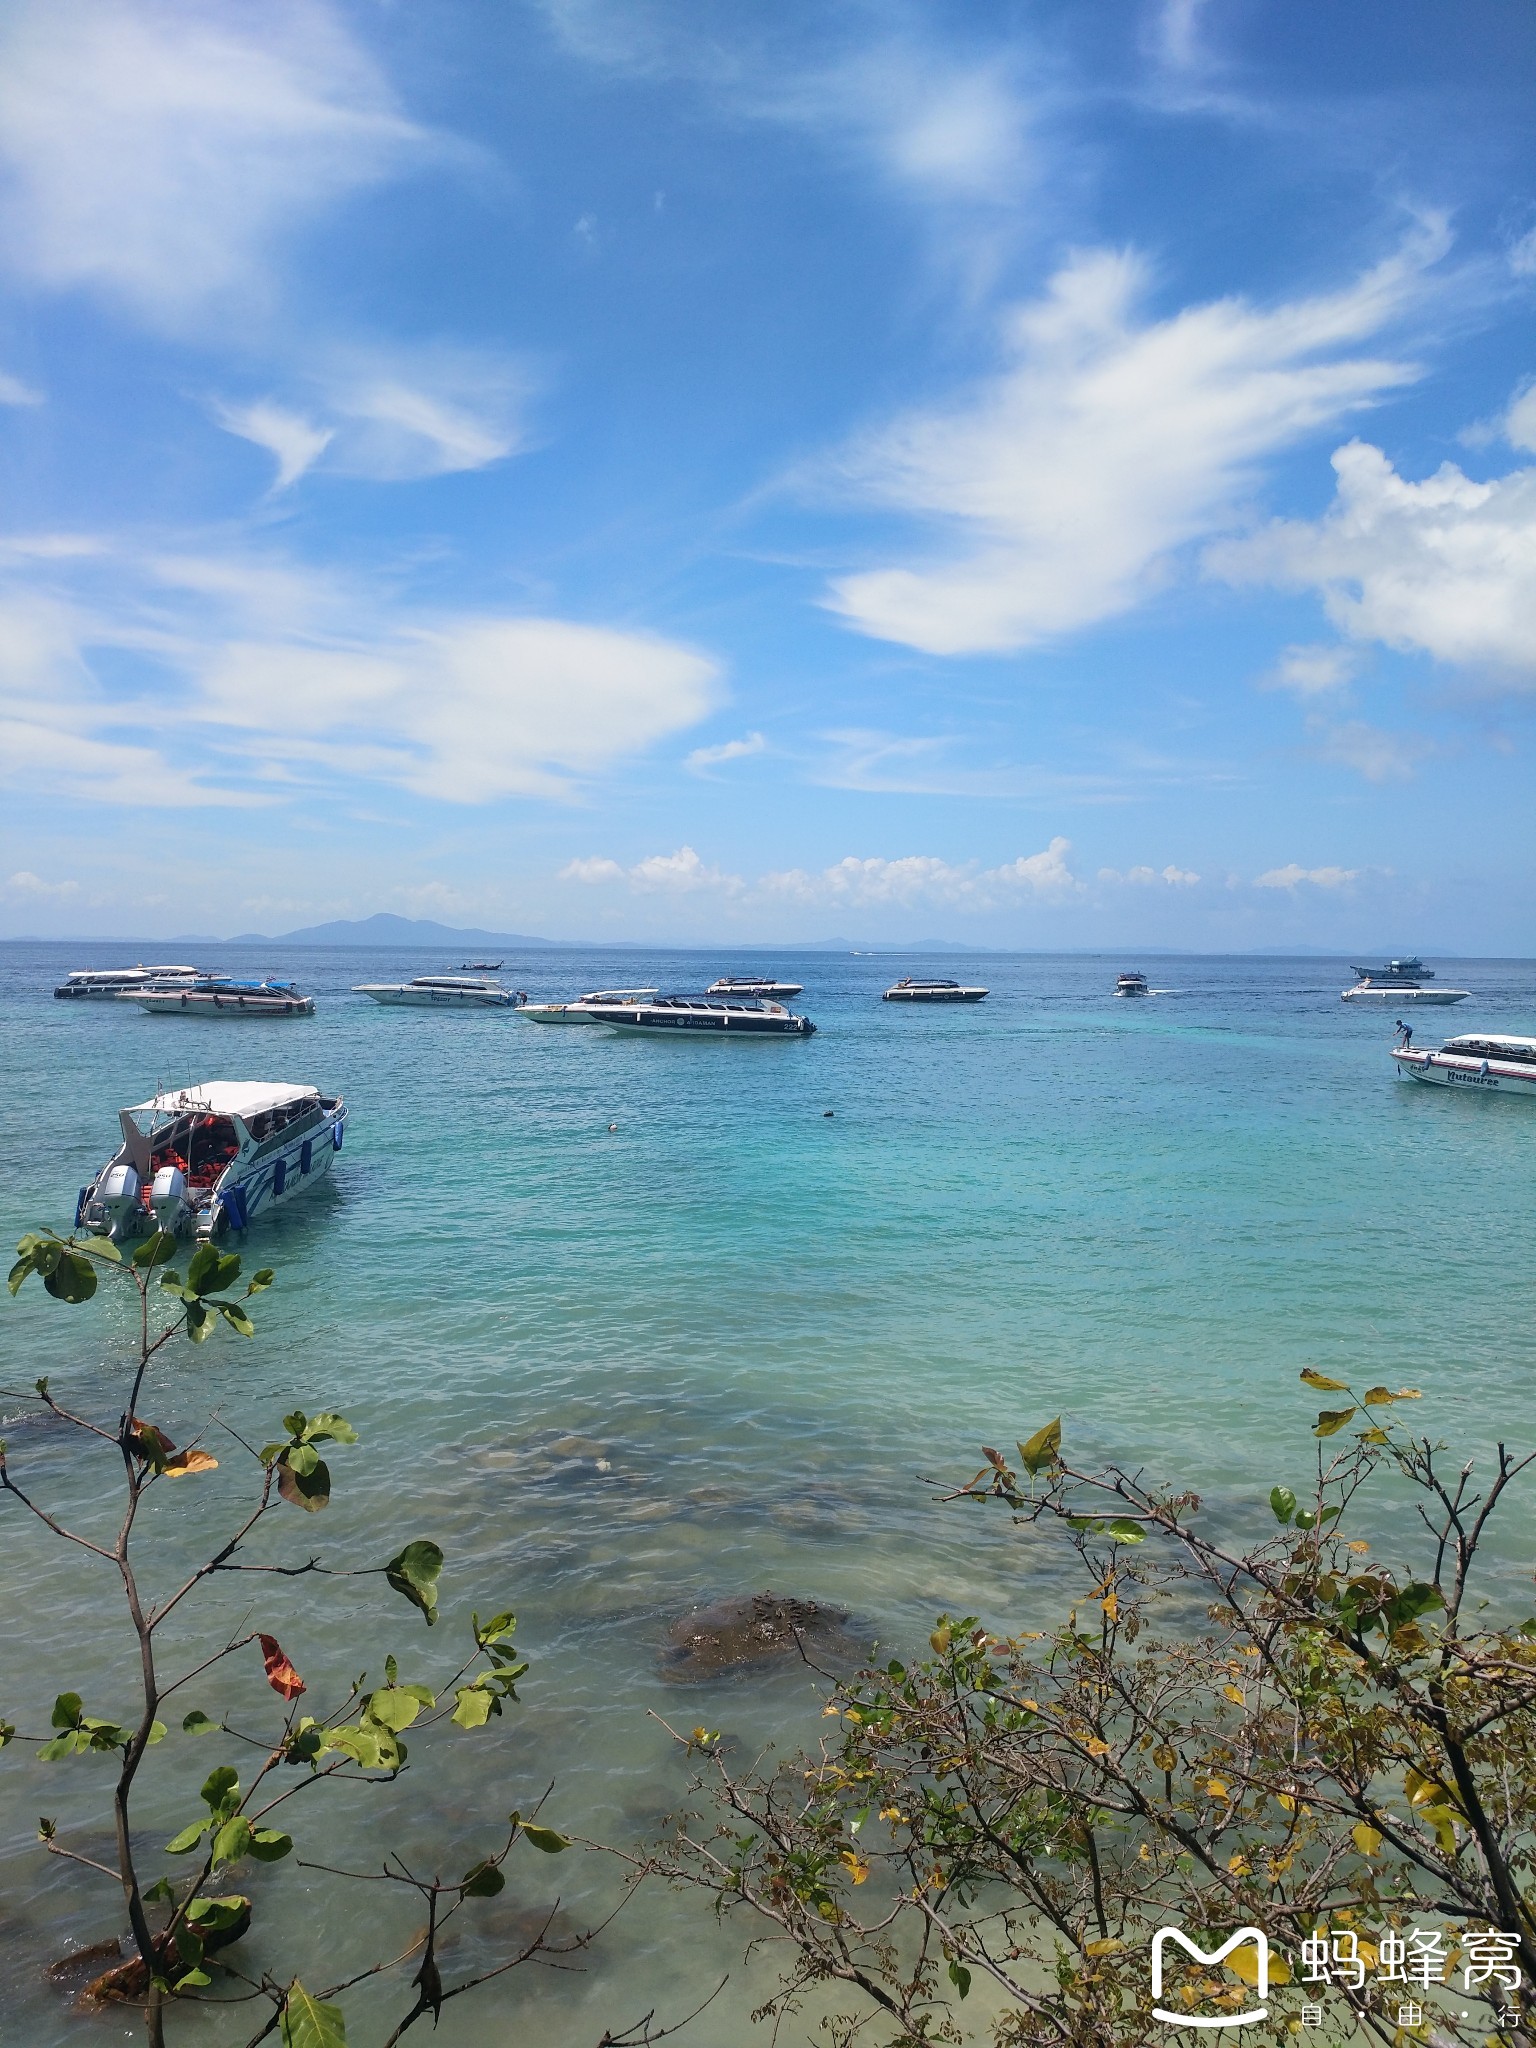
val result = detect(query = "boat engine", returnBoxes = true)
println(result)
[94,1163,142,1241]
[150,1164,189,1235]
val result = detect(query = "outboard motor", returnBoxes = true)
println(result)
[95,1163,142,1241]
[150,1164,188,1236]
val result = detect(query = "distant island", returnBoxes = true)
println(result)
[222,913,560,949]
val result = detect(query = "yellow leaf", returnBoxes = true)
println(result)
[1084,1938,1123,1957]
[1205,1777,1230,1801]
[1313,1406,1357,1437]
[1352,1822,1382,1855]
[879,1806,904,1823]
[1228,1945,1291,1987]
[1300,1368,1350,1391]
[1021,1699,1040,1713]
[1227,1852,1250,1874]
[1102,1592,1119,1623]
[839,1850,869,1884]
[1275,1792,1297,1812]
[163,1448,219,1477]
[1152,1744,1176,1772]
[1347,1540,1370,1554]
[1363,1386,1421,1405]
[1223,1685,1245,1705]
[1085,1737,1111,1757]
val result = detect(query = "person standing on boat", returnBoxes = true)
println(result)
[1395,1019,1412,1048]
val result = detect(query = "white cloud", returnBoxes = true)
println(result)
[5,868,79,898]
[1099,863,1201,886]
[1212,438,1536,686]
[0,718,260,808]
[1505,382,1536,455]
[213,398,334,491]
[1253,863,1360,890]
[1509,226,1536,278]
[1261,642,1359,698]
[1306,717,1431,783]
[685,731,767,773]
[562,845,741,891]
[0,368,41,405]
[195,618,721,802]
[822,227,1442,655]
[0,0,423,324]
[763,838,1079,909]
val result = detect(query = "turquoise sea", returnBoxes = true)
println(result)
[2,944,1534,2044]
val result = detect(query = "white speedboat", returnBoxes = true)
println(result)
[518,987,658,1024]
[706,975,805,1000]
[1115,971,1149,998]
[883,978,988,1003]
[76,1081,347,1243]
[1342,957,1469,1003]
[129,977,315,1016]
[354,975,516,1009]
[55,964,212,1000]
[1393,1033,1536,1098]
[589,992,815,1037]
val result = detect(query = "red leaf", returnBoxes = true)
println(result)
[258,1634,305,1701]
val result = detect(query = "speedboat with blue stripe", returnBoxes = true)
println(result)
[127,977,315,1016]
[77,1081,347,1243]
[585,992,816,1036]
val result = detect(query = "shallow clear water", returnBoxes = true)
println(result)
[2,945,1533,2043]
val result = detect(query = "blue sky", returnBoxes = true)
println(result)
[1,0,1533,948]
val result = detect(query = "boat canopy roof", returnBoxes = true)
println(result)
[125,1082,321,1123]
[1443,1034,1536,1055]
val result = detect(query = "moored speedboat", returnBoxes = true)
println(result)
[353,975,516,1008]
[1342,956,1468,1003]
[518,987,658,1024]
[462,960,503,970]
[76,1080,347,1243]
[883,978,988,1003]
[706,975,805,1000]
[589,992,815,1036]
[1115,971,1149,998]
[55,964,212,1000]
[1393,1033,1536,1098]
[128,977,315,1016]
[1354,956,1435,983]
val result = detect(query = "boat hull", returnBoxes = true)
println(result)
[1393,1051,1536,1097]
[133,991,315,1016]
[883,989,987,1003]
[359,988,512,1008]
[1344,986,1469,1004]
[518,1004,606,1024]
[81,1104,348,1242]
[603,1012,814,1036]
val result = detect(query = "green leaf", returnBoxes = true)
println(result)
[187,1245,241,1297]
[175,1968,212,1990]
[201,1765,240,1811]
[248,1827,293,1862]
[281,1983,347,2048]
[182,1710,219,1736]
[384,1540,443,1626]
[460,1859,506,1898]
[1105,1518,1145,1544]
[364,1688,423,1733]
[304,1412,358,1446]
[1269,1486,1297,1524]
[51,1692,84,1730]
[131,1231,179,1269]
[519,1822,568,1854]
[185,1894,249,1932]
[43,1251,97,1303]
[186,1299,213,1343]
[1016,1419,1061,1476]
[948,1960,972,2000]
[217,1304,256,1338]
[451,1684,493,1729]
[166,1821,209,1854]
[212,1816,252,1865]
[83,1235,122,1262]
[246,1268,275,1296]
[1313,1407,1357,1437]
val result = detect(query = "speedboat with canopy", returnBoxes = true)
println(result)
[1342,957,1469,1003]
[705,975,805,999]
[55,965,216,1000]
[353,975,518,1008]
[1115,972,1149,997]
[584,992,815,1036]
[1392,1033,1536,1098]
[518,987,659,1024]
[127,977,316,1017]
[77,1081,347,1242]
[883,978,988,1003]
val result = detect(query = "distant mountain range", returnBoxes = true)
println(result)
[222,913,559,949]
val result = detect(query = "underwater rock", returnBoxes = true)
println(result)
[661,1591,859,1682]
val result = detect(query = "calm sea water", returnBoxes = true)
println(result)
[2,944,1533,2044]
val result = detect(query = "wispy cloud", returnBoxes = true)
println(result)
[5,868,80,898]
[0,0,425,326]
[1098,863,1201,886]
[562,837,1081,911]
[1212,437,1536,689]
[821,224,1443,655]
[212,399,335,492]
[0,368,42,406]
[1253,862,1360,890]
[1260,642,1359,698]
[561,845,741,892]
[1305,717,1433,783]
[685,731,767,774]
